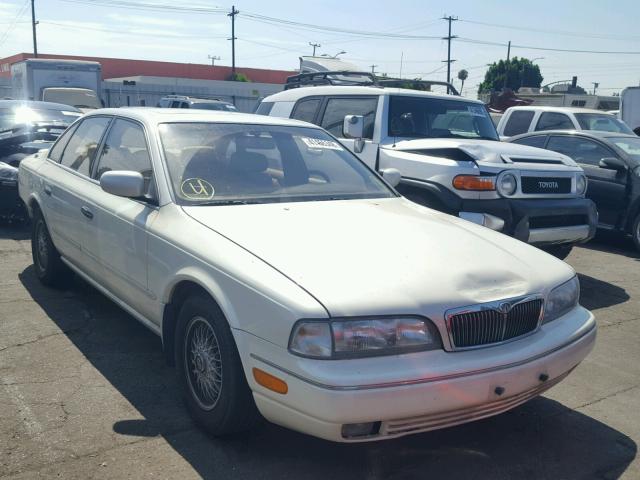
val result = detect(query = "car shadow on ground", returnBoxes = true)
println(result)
[578,272,630,311]
[19,266,637,480]
[0,219,30,240]
[580,230,639,261]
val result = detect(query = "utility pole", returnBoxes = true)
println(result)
[503,40,511,90]
[592,82,599,95]
[208,55,220,67]
[370,64,378,75]
[309,42,321,56]
[441,15,458,94]
[228,6,239,79]
[31,0,38,57]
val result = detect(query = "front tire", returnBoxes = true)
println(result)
[632,214,640,252]
[175,294,260,436]
[31,208,69,286]
[541,244,573,260]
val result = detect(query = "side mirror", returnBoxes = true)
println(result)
[343,115,364,139]
[599,157,627,171]
[380,168,401,188]
[100,170,145,198]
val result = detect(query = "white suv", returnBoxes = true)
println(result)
[497,106,634,139]
[259,73,597,258]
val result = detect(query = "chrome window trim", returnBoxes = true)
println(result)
[445,293,545,351]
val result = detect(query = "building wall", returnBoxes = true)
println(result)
[0,52,296,84]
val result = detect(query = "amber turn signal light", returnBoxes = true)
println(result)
[452,175,496,191]
[253,368,288,394]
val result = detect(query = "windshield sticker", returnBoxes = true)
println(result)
[467,105,488,117]
[300,137,343,150]
[181,178,215,200]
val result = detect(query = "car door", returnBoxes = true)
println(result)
[39,116,111,270]
[83,118,159,318]
[546,135,628,227]
[501,110,535,137]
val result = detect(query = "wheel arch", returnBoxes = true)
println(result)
[161,272,235,367]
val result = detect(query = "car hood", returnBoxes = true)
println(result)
[182,198,574,318]
[383,138,578,168]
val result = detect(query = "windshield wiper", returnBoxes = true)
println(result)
[190,199,265,206]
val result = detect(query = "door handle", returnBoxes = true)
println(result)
[44,185,52,196]
[81,206,94,220]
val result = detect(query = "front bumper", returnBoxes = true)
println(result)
[459,197,598,246]
[237,306,596,442]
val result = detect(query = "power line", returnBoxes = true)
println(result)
[58,0,227,14]
[457,37,640,55]
[40,20,226,39]
[0,0,30,49]
[459,18,640,42]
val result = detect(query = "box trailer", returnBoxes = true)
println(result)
[11,59,103,111]
[621,87,640,135]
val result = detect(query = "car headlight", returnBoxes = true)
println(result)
[497,172,517,196]
[576,174,587,195]
[543,276,580,324]
[289,317,441,359]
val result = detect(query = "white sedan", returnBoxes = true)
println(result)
[18,108,596,442]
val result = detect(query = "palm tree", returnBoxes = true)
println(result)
[457,69,469,95]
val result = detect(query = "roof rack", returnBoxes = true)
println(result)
[284,71,459,95]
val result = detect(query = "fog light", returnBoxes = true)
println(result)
[341,421,381,438]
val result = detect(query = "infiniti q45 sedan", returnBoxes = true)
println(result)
[18,108,596,442]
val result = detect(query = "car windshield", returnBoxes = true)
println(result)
[159,123,395,205]
[0,106,81,130]
[574,113,633,134]
[388,95,499,141]
[610,137,640,164]
[191,103,238,111]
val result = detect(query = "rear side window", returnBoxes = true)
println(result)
[255,102,274,116]
[48,123,79,163]
[504,110,534,136]
[320,97,378,139]
[536,112,574,131]
[291,98,321,124]
[511,135,548,148]
[59,117,111,176]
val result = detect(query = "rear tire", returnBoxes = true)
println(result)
[31,208,70,286]
[175,294,260,436]
[541,244,573,260]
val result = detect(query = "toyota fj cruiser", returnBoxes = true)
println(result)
[259,72,597,258]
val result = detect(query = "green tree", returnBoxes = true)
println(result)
[227,72,250,82]
[457,69,468,94]
[479,57,543,93]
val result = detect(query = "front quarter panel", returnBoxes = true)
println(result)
[147,204,328,347]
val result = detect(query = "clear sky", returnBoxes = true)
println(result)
[1,0,639,97]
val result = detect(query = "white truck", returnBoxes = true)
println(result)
[620,87,640,136]
[11,59,103,111]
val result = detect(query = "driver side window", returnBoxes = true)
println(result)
[92,118,154,196]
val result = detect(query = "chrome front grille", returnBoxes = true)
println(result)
[446,296,543,350]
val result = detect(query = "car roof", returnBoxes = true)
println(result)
[161,95,230,104]
[263,85,485,104]
[509,129,639,141]
[83,107,322,128]
[506,106,611,115]
[0,99,81,112]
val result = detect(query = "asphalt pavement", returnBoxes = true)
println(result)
[0,222,638,479]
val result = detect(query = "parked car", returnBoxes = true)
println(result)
[0,100,81,218]
[157,95,238,111]
[18,107,596,442]
[258,72,597,259]
[509,130,640,250]
[497,106,634,139]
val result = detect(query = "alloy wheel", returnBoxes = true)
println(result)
[184,316,223,411]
